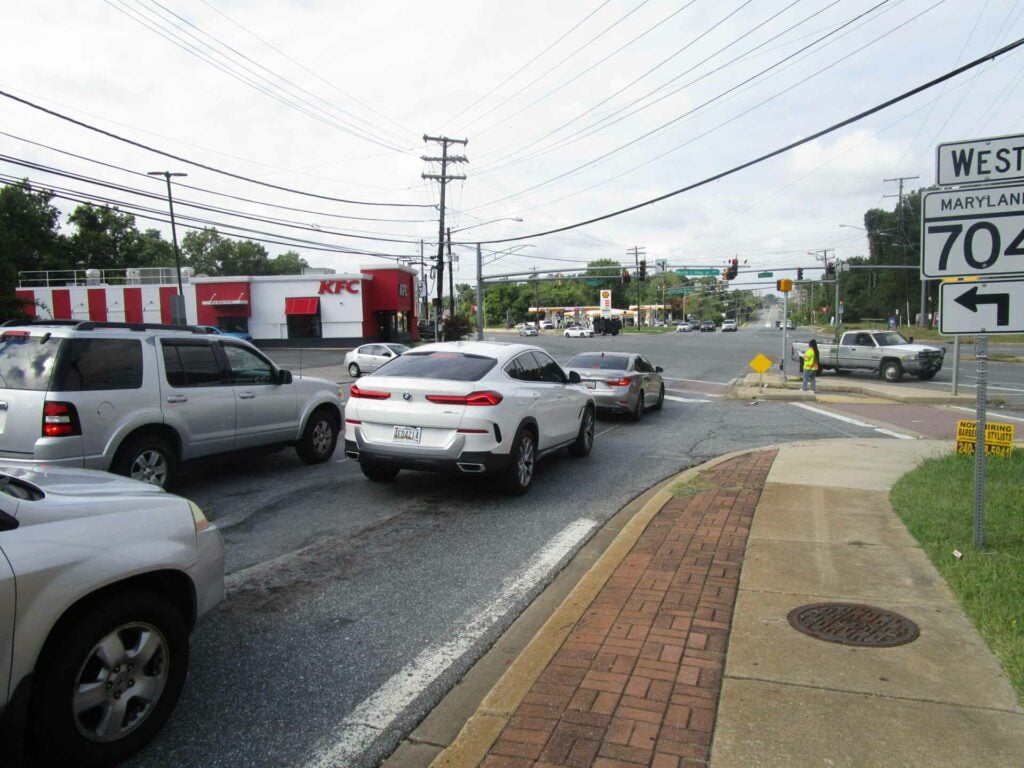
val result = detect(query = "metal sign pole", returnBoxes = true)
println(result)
[952,335,960,395]
[974,335,988,548]
[781,292,789,377]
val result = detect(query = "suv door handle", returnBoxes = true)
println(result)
[238,391,256,399]
[166,395,187,403]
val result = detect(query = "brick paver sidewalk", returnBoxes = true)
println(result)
[482,450,777,768]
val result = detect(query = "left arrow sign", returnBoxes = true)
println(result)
[954,285,1011,326]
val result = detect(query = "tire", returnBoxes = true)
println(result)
[917,370,937,381]
[652,384,665,411]
[112,434,177,489]
[295,408,339,464]
[360,462,399,482]
[30,591,188,768]
[631,391,645,422]
[502,427,536,495]
[348,362,361,378]
[567,407,595,457]
[880,360,903,383]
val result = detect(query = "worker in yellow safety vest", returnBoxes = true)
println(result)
[802,338,819,393]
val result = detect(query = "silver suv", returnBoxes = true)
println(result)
[0,462,224,766]
[0,321,343,488]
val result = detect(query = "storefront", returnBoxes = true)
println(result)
[16,266,421,346]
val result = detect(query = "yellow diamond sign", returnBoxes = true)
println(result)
[749,353,773,375]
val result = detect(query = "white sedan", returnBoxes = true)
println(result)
[564,325,594,338]
[343,341,596,494]
[344,343,410,378]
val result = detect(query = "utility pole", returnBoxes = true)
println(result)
[422,135,467,341]
[446,227,455,317]
[628,246,645,331]
[884,175,922,326]
[419,239,428,327]
[475,243,484,340]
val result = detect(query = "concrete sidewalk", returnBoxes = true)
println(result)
[396,439,1024,768]
[728,372,974,405]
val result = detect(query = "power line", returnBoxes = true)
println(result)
[468,34,1024,245]
[0,87,433,208]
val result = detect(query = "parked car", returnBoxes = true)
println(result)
[518,325,538,337]
[344,341,595,494]
[196,325,253,341]
[721,319,737,332]
[344,343,410,378]
[675,322,692,333]
[0,321,343,488]
[539,321,555,330]
[0,463,225,767]
[417,321,437,338]
[791,330,945,382]
[564,325,594,338]
[700,320,716,332]
[563,351,665,421]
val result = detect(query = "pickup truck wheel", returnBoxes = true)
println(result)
[880,360,904,383]
[296,408,339,464]
[30,591,188,768]
[917,371,938,381]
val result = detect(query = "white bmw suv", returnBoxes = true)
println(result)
[343,341,595,494]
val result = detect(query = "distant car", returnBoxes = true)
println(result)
[564,325,594,338]
[563,351,665,421]
[0,463,225,766]
[197,325,253,341]
[518,326,538,337]
[344,343,410,378]
[675,322,692,333]
[418,321,437,338]
[539,321,555,330]
[344,341,595,494]
[700,320,716,332]
[785,319,795,330]
[721,319,737,332]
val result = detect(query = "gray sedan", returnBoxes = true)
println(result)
[344,343,410,378]
[563,351,665,420]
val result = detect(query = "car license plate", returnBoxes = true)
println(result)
[393,426,421,443]
[585,381,596,389]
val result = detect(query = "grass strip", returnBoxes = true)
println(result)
[891,451,1024,703]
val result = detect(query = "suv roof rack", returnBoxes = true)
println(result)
[1,320,208,334]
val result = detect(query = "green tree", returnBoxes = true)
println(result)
[0,180,68,296]
[267,250,308,275]
[137,228,175,268]
[181,228,234,275]
[66,204,145,272]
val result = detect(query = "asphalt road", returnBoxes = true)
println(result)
[123,324,1010,768]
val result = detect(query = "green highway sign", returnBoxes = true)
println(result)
[675,268,720,277]
[757,271,773,278]
[668,287,694,296]
[586,279,603,286]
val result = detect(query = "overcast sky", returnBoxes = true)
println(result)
[3,0,1023,294]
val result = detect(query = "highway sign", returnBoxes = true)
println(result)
[757,271,773,278]
[586,278,603,286]
[675,268,719,277]
[937,133,1024,187]
[939,278,1024,334]
[655,259,668,274]
[921,185,1024,278]
[668,287,694,296]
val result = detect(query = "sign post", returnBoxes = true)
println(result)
[974,336,987,547]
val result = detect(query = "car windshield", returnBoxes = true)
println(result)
[0,332,62,390]
[371,350,497,381]
[385,344,410,355]
[566,353,631,371]
[875,332,909,346]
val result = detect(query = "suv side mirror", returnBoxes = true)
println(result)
[276,369,293,385]
[568,370,581,384]
[655,366,664,373]
[0,509,19,532]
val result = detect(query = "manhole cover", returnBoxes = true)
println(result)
[787,603,919,647]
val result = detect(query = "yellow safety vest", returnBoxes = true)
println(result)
[804,347,817,371]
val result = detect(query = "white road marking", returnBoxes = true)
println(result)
[790,402,916,439]
[303,518,599,768]
[665,395,711,403]
[663,376,727,386]
[949,406,1024,423]
[666,387,721,398]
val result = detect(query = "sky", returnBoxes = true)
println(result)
[3,0,1024,296]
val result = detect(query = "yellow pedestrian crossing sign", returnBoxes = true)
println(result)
[749,353,773,375]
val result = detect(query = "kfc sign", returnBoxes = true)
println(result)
[318,279,360,295]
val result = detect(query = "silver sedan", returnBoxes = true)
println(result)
[563,351,665,420]
[344,343,410,378]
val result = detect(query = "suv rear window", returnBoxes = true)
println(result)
[0,333,61,391]
[371,351,496,381]
[53,339,143,391]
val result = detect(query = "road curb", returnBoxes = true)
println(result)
[426,445,779,768]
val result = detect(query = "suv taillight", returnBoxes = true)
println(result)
[349,383,391,400]
[43,401,81,437]
[426,391,504,406]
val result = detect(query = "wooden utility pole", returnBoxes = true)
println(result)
[884,175,922,325]
[422,135,467,341]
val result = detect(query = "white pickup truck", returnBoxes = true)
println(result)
[791,330,945,382]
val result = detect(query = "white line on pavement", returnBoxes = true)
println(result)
[663,376,727,386]
[665,395,711,403]
[949,406,1024,423]
[790,402,916,439]
[302,518,599,768]
[666,387,721,398]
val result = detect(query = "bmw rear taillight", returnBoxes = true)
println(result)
[349,384,391,400]
[426,391,504,406]
[43,401,81,437]
[605,377,632,387]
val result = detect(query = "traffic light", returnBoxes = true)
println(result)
[797,267,804,281]
[727,257,739,280]
[638,259,647,281]
[824,261,835,278]
[622,269,631,284]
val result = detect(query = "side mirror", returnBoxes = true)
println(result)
[0,509,19,532]
[568,370,581,384]
[276,369,293,385]
[655,366,664,373]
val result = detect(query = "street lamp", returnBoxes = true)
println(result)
[149,170,188,325]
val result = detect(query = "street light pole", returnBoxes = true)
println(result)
[149,170,188,325]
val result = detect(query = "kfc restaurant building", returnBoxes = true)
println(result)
[16,265,422,346]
